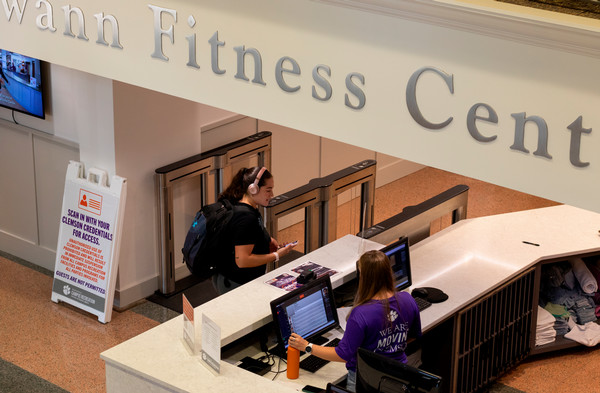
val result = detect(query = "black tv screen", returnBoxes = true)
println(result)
[0,49,45,119]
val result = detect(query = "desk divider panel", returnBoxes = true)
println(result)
[454,267,536,393]
[358,184,469,246]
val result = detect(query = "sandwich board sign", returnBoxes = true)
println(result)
[51,161,127,323]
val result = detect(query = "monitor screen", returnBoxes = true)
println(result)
[0,49,45,119]
[380,237,412,291]
[270,275,339,352]
[356,347,441,393]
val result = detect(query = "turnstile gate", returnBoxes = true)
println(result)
[155,132,272,294]
[265,160,377,259]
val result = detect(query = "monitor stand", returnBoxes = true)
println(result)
[268,343,287,359]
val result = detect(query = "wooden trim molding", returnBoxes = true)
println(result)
[311,0,600,58]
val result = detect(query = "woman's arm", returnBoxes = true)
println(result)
[288,333,345,363]
[234,242,296,268]
[234,244,277,268]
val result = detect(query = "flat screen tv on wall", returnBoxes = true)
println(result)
[0,49,45,119]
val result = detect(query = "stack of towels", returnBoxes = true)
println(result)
[537,257,600,347]
[536,306,556,346]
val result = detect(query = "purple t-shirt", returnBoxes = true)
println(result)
[334,292,422,371]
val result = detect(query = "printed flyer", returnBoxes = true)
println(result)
[292,261,337,279]
[265,261,338,292]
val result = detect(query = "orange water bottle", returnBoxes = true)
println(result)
[287,346,300,379]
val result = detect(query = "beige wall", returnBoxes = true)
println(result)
[0,121,79,270]
[0,64,109,270]
[112,82,238,303]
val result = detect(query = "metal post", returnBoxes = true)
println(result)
[155,173,175,294]
[320,160,377,247]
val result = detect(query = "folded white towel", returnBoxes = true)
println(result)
[569,257,598,294]
[536,306,556,346]
[537,306,556,327]
[564,322,600,346]
[535,336,556,346]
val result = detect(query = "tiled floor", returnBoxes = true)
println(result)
[1,166,598,393]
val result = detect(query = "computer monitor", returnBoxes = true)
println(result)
[270,275,339,353]
[380,237,412,291]
[356,347,442,393]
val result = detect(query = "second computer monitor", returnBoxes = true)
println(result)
[380,236,412,292]
[356,347,441,393]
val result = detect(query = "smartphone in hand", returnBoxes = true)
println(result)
[279,240,298,249]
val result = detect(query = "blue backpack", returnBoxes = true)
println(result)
[182,199,235,279]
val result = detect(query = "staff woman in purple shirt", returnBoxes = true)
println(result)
[288,249,422,392]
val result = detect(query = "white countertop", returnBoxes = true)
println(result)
[409,204,600,331]
[102,235,382,393]
[101,205,600,393]
[196,234,382,347]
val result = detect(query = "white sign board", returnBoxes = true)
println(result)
[51,161,127,323]
[201,314,221,374]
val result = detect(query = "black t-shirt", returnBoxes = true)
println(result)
[220,202,271,284]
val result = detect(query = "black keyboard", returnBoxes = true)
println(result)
[413,295,432,311]
[299,338,341,372]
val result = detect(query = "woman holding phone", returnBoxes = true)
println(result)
[212,166,297,295]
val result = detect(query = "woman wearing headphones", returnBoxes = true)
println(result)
[213,166,297,295]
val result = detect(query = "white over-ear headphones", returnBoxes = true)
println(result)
[247,167,266,195]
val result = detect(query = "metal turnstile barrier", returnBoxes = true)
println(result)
[320,160,377,246]
[358,184,469,246]
[155,132,272,294]
[265,160,377,260]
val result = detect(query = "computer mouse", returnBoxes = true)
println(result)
[411,287,429,299]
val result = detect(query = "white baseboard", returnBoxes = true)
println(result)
[113,274,158,310]
[0,231,56,271]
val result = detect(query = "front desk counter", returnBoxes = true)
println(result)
[101,205,600,393]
